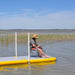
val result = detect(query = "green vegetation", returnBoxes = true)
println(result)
[38,34,75,41]
[0,33,28,44]
[0,33,75,44]
[0,31,6,33]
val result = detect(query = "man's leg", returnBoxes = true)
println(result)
[38,49,49,58]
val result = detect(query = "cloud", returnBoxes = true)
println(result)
[0,10,75,29]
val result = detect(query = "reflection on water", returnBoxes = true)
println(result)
[0,62,56,75]
[0,64,29,71]
[0,40,75,75]
[0,62,56,71]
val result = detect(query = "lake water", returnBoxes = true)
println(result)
[0,40,75,75]
[0,30,75,75]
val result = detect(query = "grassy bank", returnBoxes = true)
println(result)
[0,33,75,44]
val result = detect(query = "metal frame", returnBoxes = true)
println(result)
[15,32,17,57]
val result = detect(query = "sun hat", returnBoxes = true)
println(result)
[32,34,39,39]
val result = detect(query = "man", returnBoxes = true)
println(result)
[30,34,49,58]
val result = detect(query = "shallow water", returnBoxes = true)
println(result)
[0,40,75,75]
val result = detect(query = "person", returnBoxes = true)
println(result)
[30,34,49,58]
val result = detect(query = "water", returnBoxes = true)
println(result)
[0,40,75,75]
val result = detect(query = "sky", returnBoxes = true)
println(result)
[0,0,75,29]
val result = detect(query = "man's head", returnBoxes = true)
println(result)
[32,34,39,39]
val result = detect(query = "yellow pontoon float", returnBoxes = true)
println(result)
[0,32,56,66]
[0,56,56,66]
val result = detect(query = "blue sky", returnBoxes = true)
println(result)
[0,0,75,29]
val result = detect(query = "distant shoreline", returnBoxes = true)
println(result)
[0,29,75,34]
[0,29,75,30]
